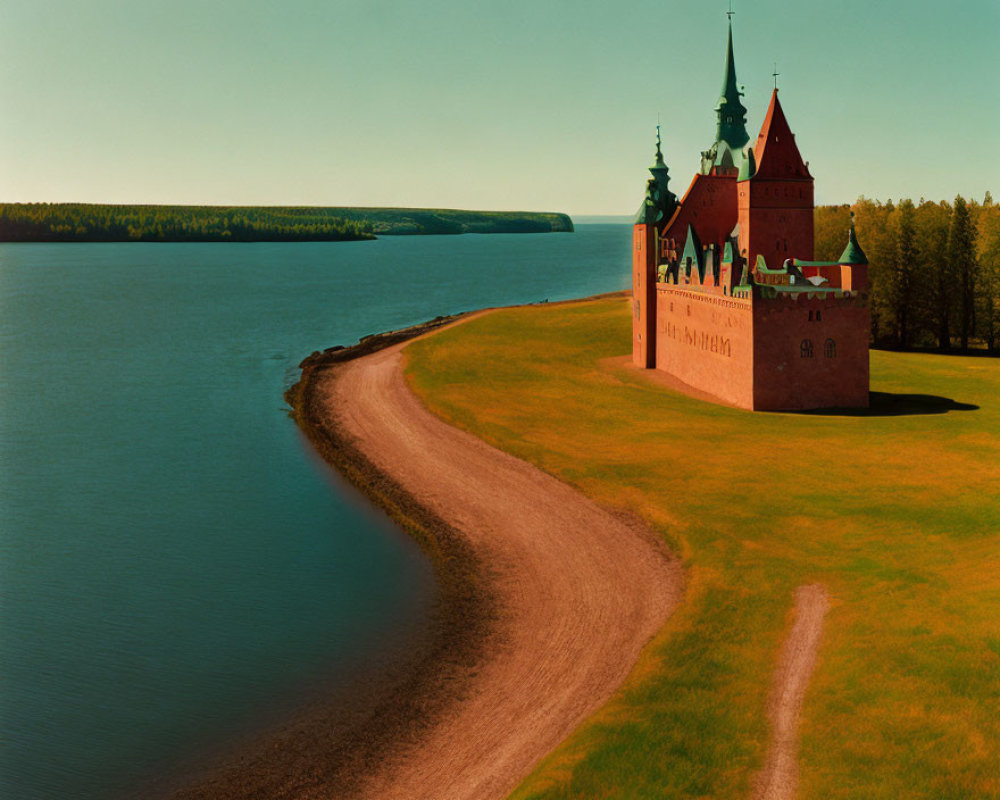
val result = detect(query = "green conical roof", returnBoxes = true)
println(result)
[634,126,678,225]
[650,129,670,177]
[715,21,749,151]
[839,213,868,264]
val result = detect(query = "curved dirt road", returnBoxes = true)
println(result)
[318,338,683,800]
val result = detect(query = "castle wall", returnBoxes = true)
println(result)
[752,294,870,410]
[632,224,657,368]
[654,285,754,408]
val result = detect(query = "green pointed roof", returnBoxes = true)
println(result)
[681,224,703,277]
[650,132,671,181]
[700,20,749,175]
[715,20,749,151]
[634,124,677,225]
[839,213,868,264]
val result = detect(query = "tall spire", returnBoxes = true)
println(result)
[701,15,749,175]
[715,17,749,151]
[635,121,677,226]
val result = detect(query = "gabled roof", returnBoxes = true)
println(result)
[681,224,703,276]
[752,90,811,181]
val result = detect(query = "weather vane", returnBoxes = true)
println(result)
[727,0,734,21]
[773,63,780,90]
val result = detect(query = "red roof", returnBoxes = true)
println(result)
[752,90,812,181]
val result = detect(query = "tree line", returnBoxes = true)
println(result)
[0,204,376,243]
[815,193,999,353]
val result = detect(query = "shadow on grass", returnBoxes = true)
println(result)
[796,392,979,417]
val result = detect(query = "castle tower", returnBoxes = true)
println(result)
[737,89,814,271]
[633,127,678,368]
[700,19,750,176]
[663,17,745,265]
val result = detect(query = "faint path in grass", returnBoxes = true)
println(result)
[323,338,683,800]
[754,584,830,800]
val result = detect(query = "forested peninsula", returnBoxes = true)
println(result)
[0,204,574,243]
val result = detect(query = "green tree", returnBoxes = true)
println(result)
[853,197,896,345]
[890,199,919,347]
[917,199,955,350]
[948,196,979,351]
[976,192,1000,351]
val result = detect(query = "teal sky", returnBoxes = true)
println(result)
[1,0,996,215]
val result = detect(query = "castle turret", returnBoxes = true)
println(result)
[633,126,678,368]
[839,212,867,264]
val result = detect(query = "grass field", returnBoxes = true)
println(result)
[404,296,1000,800]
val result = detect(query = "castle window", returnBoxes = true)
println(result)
[808,310,814,321]
[816,310,822,321]
[825,338,837,358]
[801,339,814,358]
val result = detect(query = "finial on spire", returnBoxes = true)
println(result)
[773,63,780,91]
[726,0,734,21]
[655,115,663,160]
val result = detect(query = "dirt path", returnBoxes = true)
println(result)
[318,340,683,800]
[754,584,830,800]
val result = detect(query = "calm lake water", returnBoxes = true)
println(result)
[0,224,631,799]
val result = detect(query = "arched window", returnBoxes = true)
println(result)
[816,310,822,321]
[825,338,837,358]
[801,339,814,358]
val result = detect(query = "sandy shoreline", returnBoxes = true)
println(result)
[160,314,496,800]
[166,299,682,799]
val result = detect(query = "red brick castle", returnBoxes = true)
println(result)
[632,18,870,410]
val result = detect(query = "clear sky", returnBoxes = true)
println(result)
[1,0,997,215]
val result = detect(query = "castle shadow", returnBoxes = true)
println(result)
[795,392,979,417]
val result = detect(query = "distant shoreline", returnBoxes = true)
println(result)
[0,204,573,243]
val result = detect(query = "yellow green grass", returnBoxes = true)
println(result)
[404,296,1000,800]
